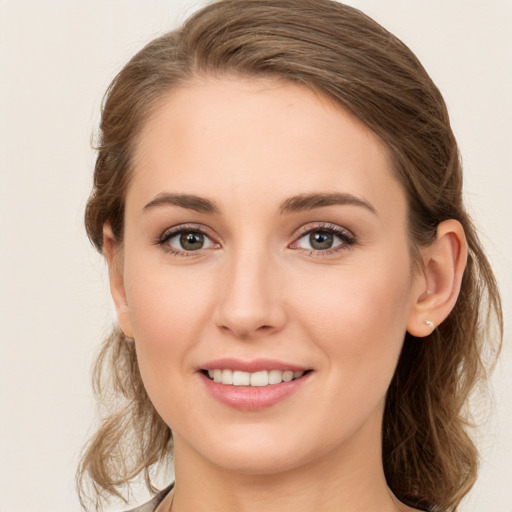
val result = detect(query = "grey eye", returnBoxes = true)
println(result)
[180,232,205,251]
[309,231,334,250]
[296,229,346,251]
[166,231,215,251]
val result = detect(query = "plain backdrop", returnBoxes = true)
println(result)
[0,1,510,511]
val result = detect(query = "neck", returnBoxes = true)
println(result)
[169,412,414,512]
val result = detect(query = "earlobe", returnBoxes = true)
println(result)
[103,225,134,339]
[407,220,467,338]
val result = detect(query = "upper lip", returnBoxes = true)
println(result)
[199,358,310,373]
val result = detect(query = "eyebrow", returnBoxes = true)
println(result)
[279,192,377,216]
[143,193,221,214]
[142,191,377,216]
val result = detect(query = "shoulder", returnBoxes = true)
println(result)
[124,484,173,512]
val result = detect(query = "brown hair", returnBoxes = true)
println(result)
[78,1,503,510]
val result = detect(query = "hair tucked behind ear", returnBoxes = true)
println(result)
[79,1,503,510]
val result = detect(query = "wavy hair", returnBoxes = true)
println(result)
[78,1,503,510]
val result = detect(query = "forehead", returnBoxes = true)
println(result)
[128,77,404,218]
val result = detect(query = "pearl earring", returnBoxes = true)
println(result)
[425,320,435,328]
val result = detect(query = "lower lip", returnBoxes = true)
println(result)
[200,372,311,411]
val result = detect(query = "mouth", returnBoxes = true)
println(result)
[198,359,313,410]
[201,368,311,387]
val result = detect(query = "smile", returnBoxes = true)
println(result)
[206,369,306,387]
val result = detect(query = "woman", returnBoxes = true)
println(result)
[78,1,502,511]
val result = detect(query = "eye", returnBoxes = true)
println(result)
[159,226,216,254]
[303,231,337,251]
[293,224,355,253]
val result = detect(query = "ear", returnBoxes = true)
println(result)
[103,225,134,339]
[407,219,467,337]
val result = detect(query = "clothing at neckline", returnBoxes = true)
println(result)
[124,484,174,512]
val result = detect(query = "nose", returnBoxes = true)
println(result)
[214,246,287,339]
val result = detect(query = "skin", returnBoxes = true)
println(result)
[104,77,467,512]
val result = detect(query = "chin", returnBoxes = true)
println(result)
[207,445,312,476]
[177,421,343,478]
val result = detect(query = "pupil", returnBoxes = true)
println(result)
[180,232,204,250]
[310,231,333,250]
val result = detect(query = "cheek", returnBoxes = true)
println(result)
[292,250,413,388]
[297,250,412,322]
[123,264,216,390]
[125,257,213,330]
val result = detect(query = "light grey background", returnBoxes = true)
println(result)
[0,1,510,511]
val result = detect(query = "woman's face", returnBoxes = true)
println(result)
[112,77,425,475]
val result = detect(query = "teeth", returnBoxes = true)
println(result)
[221,369,233,385]
[206,369,306,386]
[282,370,294,382]
[268,369,283,385]
[233,370,250,386]
[250,371,268,387]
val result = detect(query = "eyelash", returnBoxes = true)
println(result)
[156,222,356,257]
